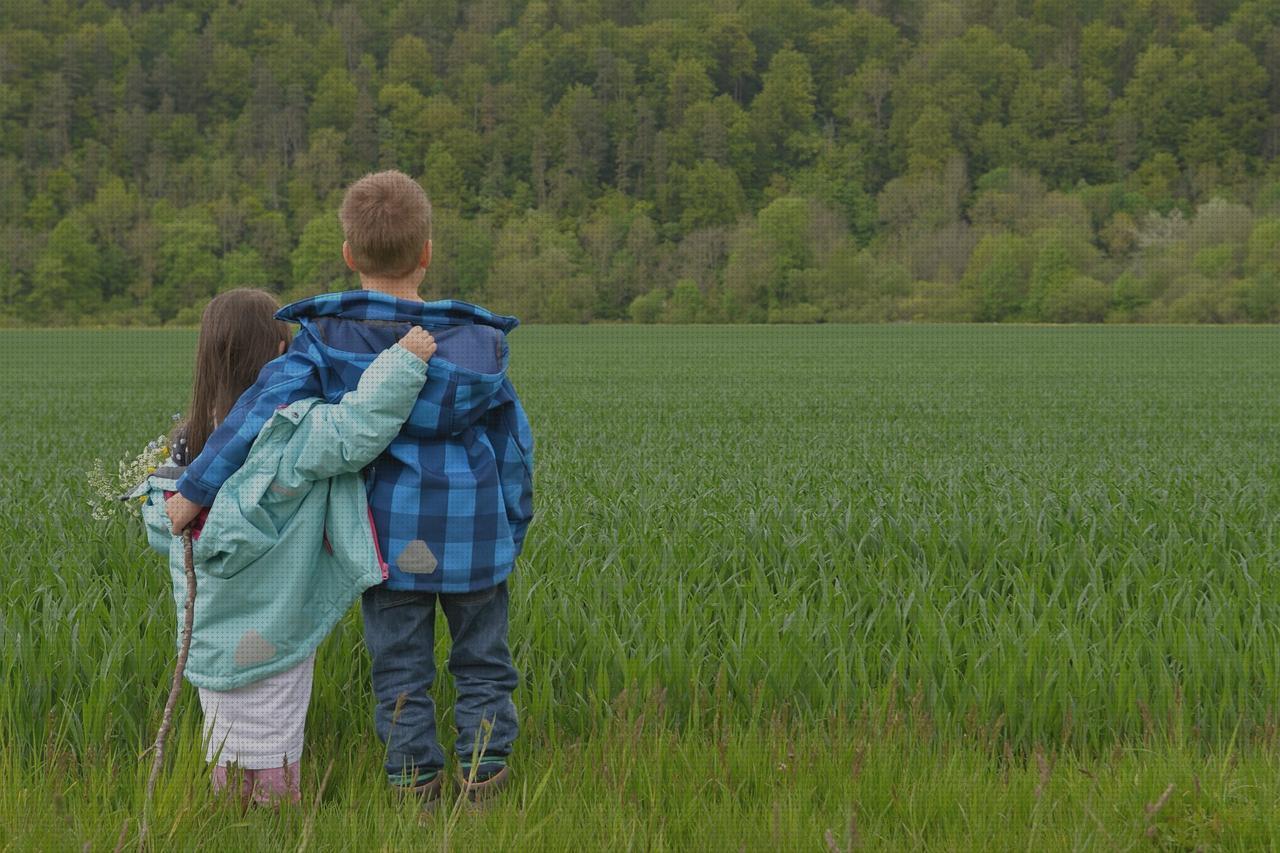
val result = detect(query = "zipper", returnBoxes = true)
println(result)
[368,504,387,581]
[363,462,387,580]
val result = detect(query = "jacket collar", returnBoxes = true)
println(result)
[276,290,519,333]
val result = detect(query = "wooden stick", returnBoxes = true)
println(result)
[139,529,196,849]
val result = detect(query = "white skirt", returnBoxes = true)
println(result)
[198,654,315,770]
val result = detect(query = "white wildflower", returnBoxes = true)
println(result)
[88,432,171,521]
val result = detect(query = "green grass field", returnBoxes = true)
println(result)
[4,325,1280,850]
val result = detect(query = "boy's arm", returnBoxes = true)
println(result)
[277,331,434,485]
[486,379,535,553]
[173,341,324,510]
[508,390,535,552]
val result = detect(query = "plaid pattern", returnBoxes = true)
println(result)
[177,290,534,593]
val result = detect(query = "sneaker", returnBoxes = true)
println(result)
[455,756,510,804]
[391,769,443,813]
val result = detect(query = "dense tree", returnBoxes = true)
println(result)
[669,159,746,232]
[290,213,353,299]
[149,206,222,320]
[0,0,1276,326]
[385,34,434,93]
[963,233,1032,322]
[748,47,820,179]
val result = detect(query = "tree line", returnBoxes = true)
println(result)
[1,0,1278,325]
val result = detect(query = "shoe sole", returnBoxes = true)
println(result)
[395,776,443,816]
[455,764,510,803]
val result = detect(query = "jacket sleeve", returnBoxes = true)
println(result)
[274,343,429,487]
[190,343,427,579]
[139,482,177,555]
[175,339,324,506]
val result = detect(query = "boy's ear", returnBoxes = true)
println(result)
[420,239,432,270]
[342,241,359,272]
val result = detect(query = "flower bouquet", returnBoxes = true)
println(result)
[86,418,179,521]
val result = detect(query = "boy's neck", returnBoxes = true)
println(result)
[360,276,425,303]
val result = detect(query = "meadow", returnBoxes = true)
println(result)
[3,325,1280,850]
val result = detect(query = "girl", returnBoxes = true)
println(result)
[136,288,437,808]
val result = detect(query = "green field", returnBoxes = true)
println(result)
[4,326,1280,850]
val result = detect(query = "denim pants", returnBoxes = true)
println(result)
[361,580,519,782]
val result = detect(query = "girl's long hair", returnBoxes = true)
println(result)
[174,289,292,460]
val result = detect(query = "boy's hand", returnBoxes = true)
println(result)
[399,326,437,364]
[166,493,203,534]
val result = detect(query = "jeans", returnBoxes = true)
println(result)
[361,580,519,782]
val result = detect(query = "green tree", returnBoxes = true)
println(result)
[889,26,1031,175]
[707,12,756,102]
[378,82,428,166]
[629,289,665,322]
[663,278,705,322]
[749,48,819,173]
[1026,231,1079,321]
[484,210,588,322]
[220,246,271,290]
[721,196,817,320]
[1245,218,1280,277]
[244,204,292,283]
[963,233,1032,321]
[386,34,433,94]
[757,196,813,276]
[1116,33,1266,165]
[807,8,903,111]
[4,0,1280,327]
[290,213,350,295]
[310,67,357,131]
[207,42,253,114]
[152,207,222,320]
[83,175,138,247]
[423,142,465,208]
[426,208,494,300]
[25,213,104,320]
[665,57,713,127]
[791,143,877,242]
[794,245,910,321]
[721,232,772,323]
[905,105,955,174]
[674,160,746,233]
[1040,275,1112,322]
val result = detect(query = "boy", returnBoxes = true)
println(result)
[166,171,533,808]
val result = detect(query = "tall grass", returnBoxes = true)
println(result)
[3,325,1279,847]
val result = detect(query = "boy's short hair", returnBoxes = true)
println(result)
[339,170,433,278]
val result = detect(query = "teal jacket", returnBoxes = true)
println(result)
[135,344,429,691]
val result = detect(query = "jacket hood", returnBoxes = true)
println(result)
[276,290,519,333]
[276,290,518,439]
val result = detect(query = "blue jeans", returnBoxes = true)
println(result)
[361,581,519,782]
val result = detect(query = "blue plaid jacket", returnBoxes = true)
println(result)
[176,290,534,593]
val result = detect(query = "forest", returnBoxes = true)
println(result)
[1,0,1278,325]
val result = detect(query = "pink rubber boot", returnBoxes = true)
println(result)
[247,762,302,807]
[213,762,301,808]
[212,764,253,811]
